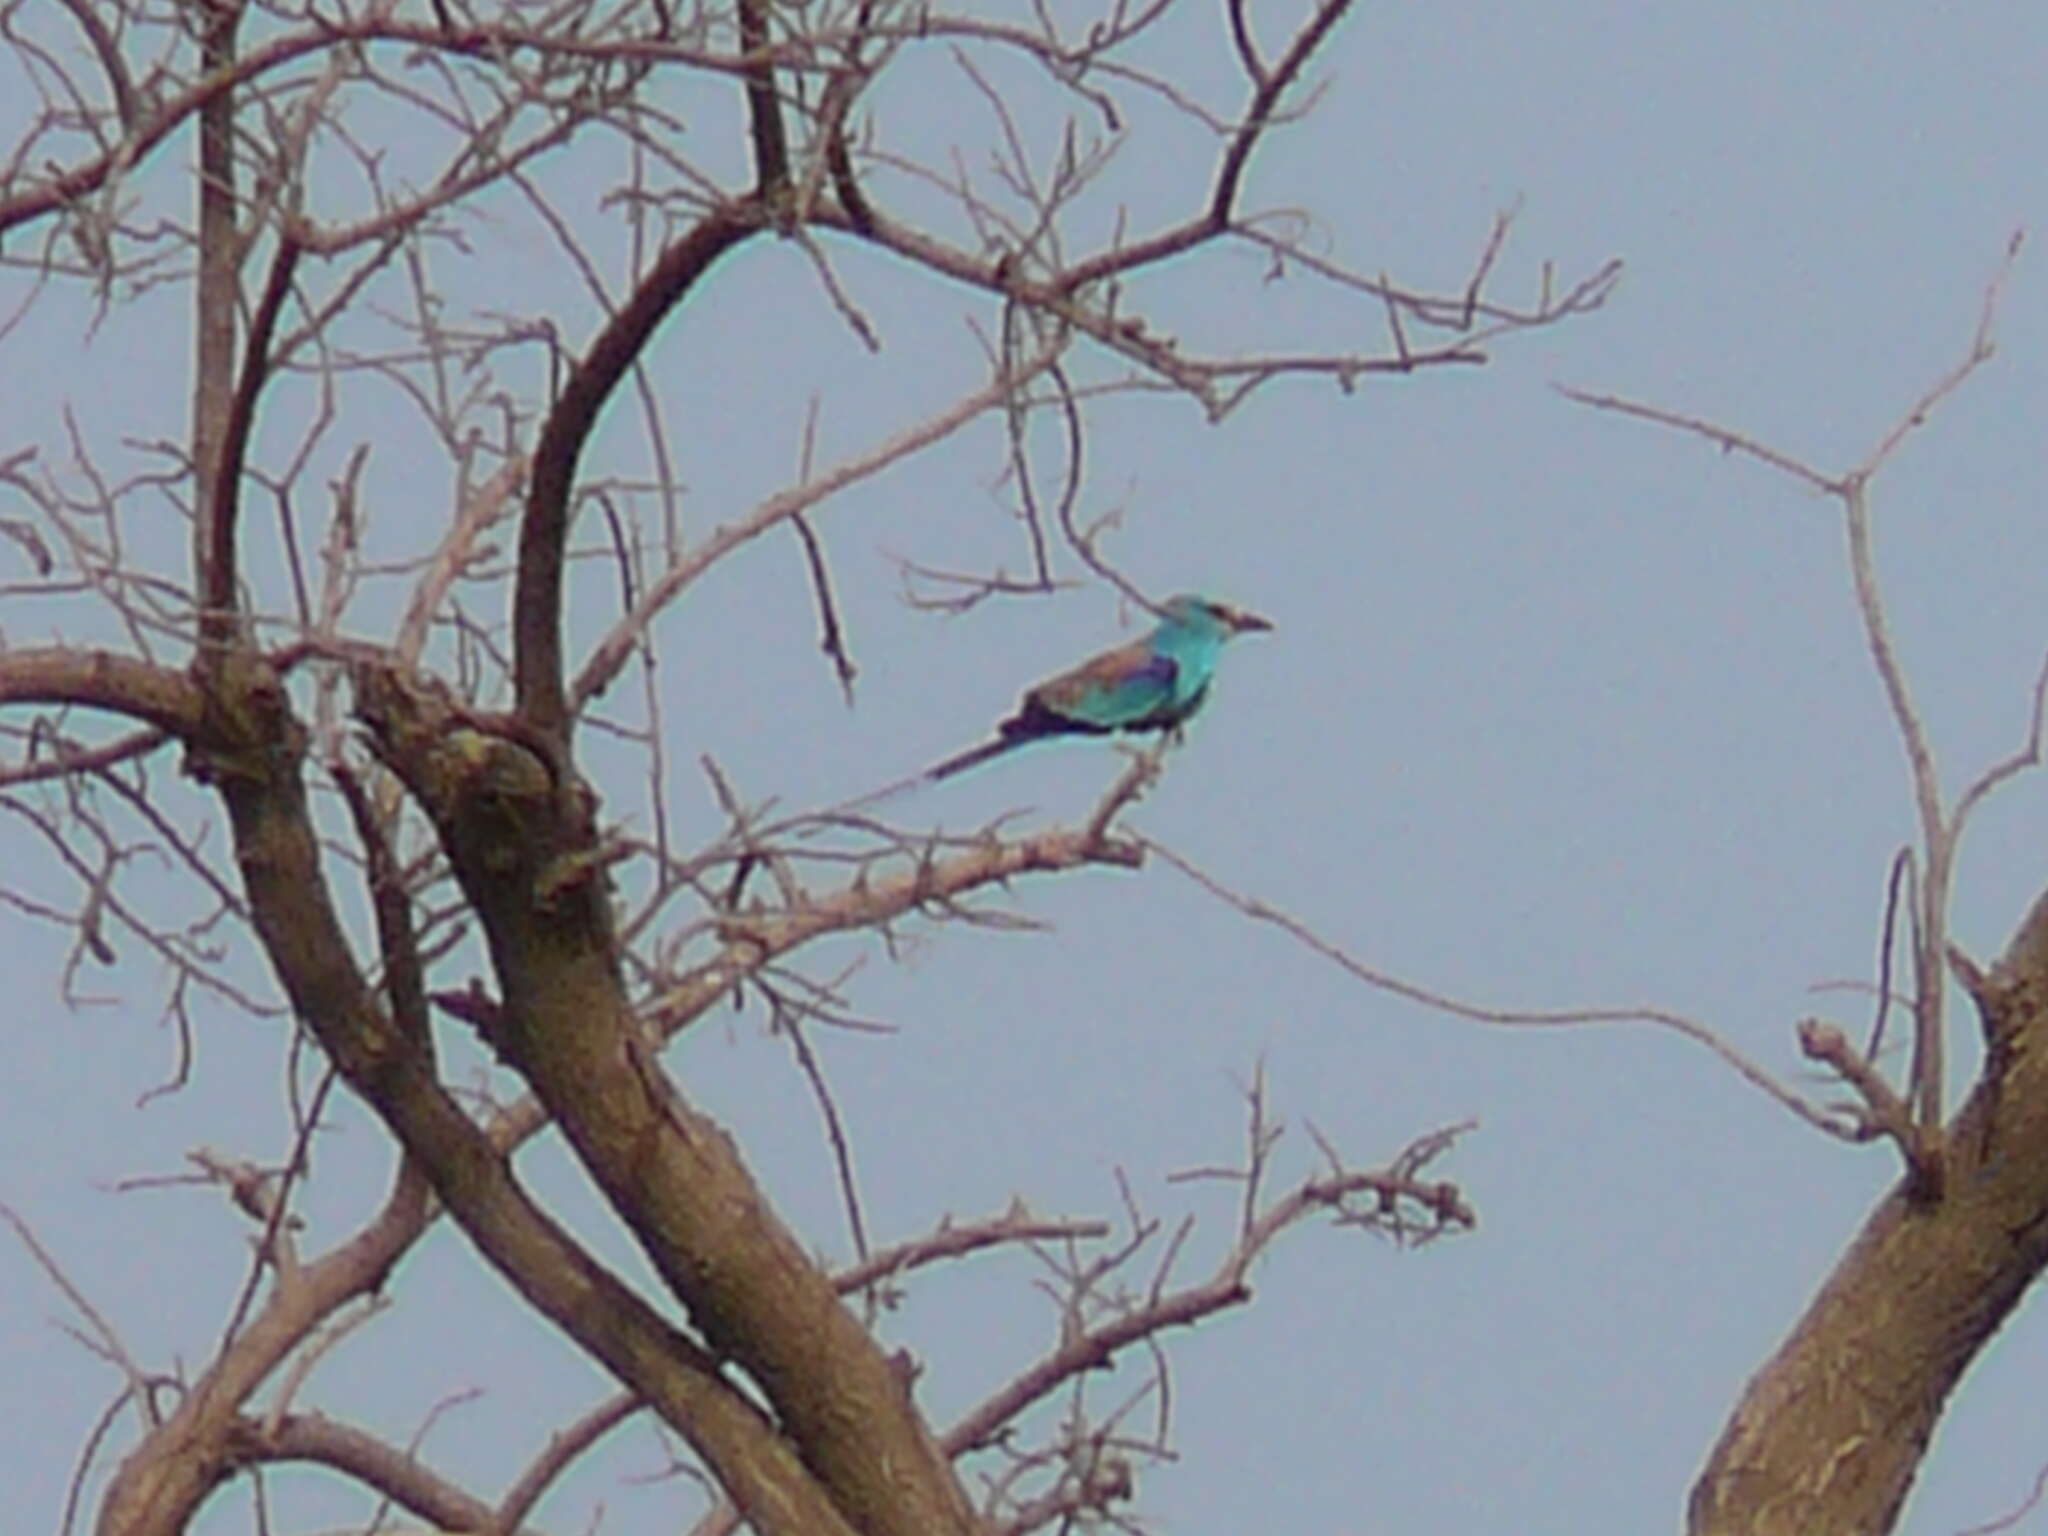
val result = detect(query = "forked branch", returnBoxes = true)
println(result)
[1561,231,2028,1187]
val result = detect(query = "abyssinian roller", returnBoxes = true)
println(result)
[920,594,1272,782]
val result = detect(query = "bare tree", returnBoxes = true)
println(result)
[0,2,1605,1533]
[12,4,2044,1535]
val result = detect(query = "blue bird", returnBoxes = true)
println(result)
[920,594,1273,782]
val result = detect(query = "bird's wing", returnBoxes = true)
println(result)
[919,641,1175,785]
[1027,639,1179,730]
[1126,678,1210,732]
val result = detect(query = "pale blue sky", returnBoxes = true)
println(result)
[5,4,2048,1533]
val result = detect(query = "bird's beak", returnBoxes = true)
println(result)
[1221,604,1273,634]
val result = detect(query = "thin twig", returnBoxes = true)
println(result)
[1145,837,1860,1140]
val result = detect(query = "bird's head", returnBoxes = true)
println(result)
[1161,593,1274,638]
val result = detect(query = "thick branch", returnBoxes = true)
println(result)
[160,660,858,1536]
[228,1412,539,1536]
[737,0,790,194]
[1690,888,2048,1534]
[190,0,243,661]
[514,205,763,742]
[356,666,984,1536]
[0,650,204,737]
[200,234,302,656]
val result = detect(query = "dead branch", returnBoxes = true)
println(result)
[1564,231,2030,1180]
[1147,835,1860,1139]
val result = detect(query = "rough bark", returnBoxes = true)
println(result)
[352,664,982,1536]
[1689,889,2048,1534]
[92,655,871,1536]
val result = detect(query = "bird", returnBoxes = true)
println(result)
[918,593,1273,783]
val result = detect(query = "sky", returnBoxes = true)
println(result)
[5,3,2048,1534]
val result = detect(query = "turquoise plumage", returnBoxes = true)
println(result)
[920,594,1272,781]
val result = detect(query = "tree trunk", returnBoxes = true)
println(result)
[1690,889,2048,1534]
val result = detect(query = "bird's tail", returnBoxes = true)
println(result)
[922,733,1024,782]
[815,734,1026,822]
